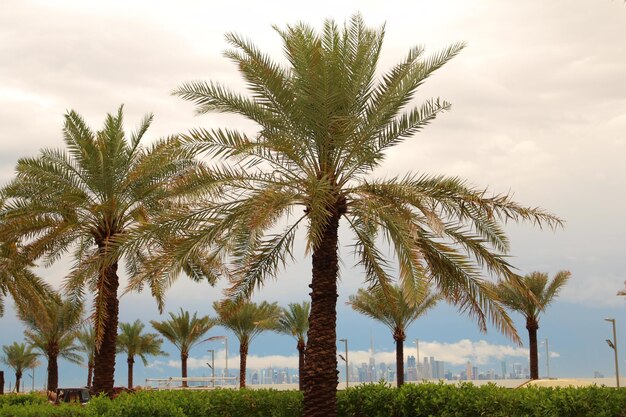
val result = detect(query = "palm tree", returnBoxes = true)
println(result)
[490,271,571,379]
[348,285,439,387]
[213,299,281,388]
[16,293,83,392]
[0,106,198,394]
[76,326,96,388]
[117,320,166,388]
[150,309,214,387]
[275,302,309,390]
[133,15,561,416]
[0,236,50,320]
[1,342,39,393]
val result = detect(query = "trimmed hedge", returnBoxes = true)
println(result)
[0,383,625,416]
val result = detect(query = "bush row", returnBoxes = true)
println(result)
[0,383,625,417]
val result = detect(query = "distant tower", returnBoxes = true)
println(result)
[466,361,472,380]
[369,332,376,381]
[501,361,507,379]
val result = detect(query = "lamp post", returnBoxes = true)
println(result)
[338,339,349,389]
[207,349,215,387]
[605,318,620,388]
[540,338,550,379]
[205,336,229,385]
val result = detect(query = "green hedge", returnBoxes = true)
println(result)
[0,383,625,417]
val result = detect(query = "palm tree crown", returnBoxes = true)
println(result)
[150,309,214,386]
[0,106,198,394]
[134,14,561,416]
[1,342,39,393]
[348,284,440,386]
[214,299,281,388]
[17,293,83,392]
[117,320,166,388]
[275,301,309,391]
[491,270,571,379]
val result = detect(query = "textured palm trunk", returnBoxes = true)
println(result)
[181,352,188,388]
[240,340,248,389]
[394,332,405,387]
[0,370,4,394]
[297,339,306,391]
[303,210,341,417]
[92,261,120,395]
[526,318,539,379]
[87,361,94,388]
[15,371,22,393]
[47,348,59,392]
[127,356,134,388]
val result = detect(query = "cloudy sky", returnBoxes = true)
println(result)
[1,0,626,388]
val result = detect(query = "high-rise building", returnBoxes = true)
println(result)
[465,361,472,380]
[501,361,507,380]
[407,355,417,381]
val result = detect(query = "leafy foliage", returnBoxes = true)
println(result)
[117,320,166,366]
[150,309,214,356]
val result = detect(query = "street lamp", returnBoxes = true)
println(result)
[605,318,620,388]
[207,349,215,387]
[540,338,550,379]
[205,336,228,385]
[338,339,349,389]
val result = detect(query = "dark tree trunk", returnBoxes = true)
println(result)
[394,332,405,387]
[0,370,4,395]
[92,261,120,395]
[181,352,188,388]
[526,318,539,379]
[127,356,134,389]
[240,341,248,389]
[47,348,59,392]
[303,208,341,417]
[87,361,94,388]
[15,371,22,393]
[297,339,306,391]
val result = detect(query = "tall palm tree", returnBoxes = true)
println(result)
[150,309,214,387]
[348,285,440,387]
[76,326,96,388]
[275,301,309,390]
[490,271,571,379]
[213,299,281,388]
[132,15,561,416]
[0,106,198,394]
[117,320,166,388]
[17,293,83,392]
[1,342,39,393]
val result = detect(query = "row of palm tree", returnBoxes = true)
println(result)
[0,14,565,417]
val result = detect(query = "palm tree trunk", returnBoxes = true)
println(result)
[0,371,4,395]
[526,318,539,379]
[394,332,405,387]
[297,339,306,391]
[303,209,341,417]
[87,361,94,388]
[181,352,188,388]
[92,261,120,395]
[15,371,21,393]
[47,350,59,392]
[127,356,134,389]
[240,340,248,389]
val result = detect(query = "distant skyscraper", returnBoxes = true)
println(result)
[466,361,472,380]
[407,355,417,381]
[369,334,376,381]
[501,361,507,380]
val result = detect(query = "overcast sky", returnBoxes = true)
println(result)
[1,0,626,388]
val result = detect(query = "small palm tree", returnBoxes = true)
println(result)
[213,299,281,388]
[348,285,440,386]
[117,320,166,388]
[491,271,571,379]
[0,106,198,394]
[275,302,309,390]
[1,342,39,392]
[150,309,214,387]
[17,293,83,392]
[76,326,96,388]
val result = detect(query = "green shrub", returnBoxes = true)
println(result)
[0,383,625,417]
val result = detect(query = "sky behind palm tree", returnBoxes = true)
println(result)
[1,0,625,388]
